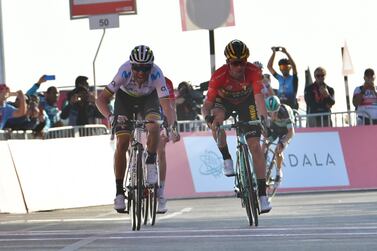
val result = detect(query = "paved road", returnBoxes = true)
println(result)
[0,191,376,251]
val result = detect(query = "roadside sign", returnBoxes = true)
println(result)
[89,14,119,29]
[70,0,137,19]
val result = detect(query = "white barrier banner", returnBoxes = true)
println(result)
[281,132,349,188]
[183,136,237,192]
[183,131,349,193]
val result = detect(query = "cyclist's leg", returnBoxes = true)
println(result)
[240,100,271,213]
[113,90,135,211]
[212,105,235,176]
[143,91,162,185]
[157,133,168,213]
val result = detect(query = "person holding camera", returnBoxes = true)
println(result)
[0,84,27,129]
[61,86,102,126]
[304,67,335,127]
[267,46,298,109]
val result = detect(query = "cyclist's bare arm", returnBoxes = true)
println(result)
[96,89,113,118]
[255,93,268,119]
[160,97,174,126]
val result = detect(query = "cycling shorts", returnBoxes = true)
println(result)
[214,94,260,138]
[114,90,161,134]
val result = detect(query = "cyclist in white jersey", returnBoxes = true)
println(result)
[96,45,175,212]
[263,95,295,187]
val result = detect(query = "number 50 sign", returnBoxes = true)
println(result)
[89,14,119,29]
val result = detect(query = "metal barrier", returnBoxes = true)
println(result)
[295,110,372,128]
[0,130,34,140]
[45,124,109,139]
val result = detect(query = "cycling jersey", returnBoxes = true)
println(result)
[267,104,294,141]
[105,61,170,98]
[206,63,263,105]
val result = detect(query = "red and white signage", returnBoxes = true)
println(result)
[70,0,137,19]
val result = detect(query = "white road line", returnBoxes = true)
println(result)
[157,207,192,220]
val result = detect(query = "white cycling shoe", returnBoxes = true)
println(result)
[114,194,126,212]
[259,195,272,214]
[157,198,168,214]
[223,159,235,177]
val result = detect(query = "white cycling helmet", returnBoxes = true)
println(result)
[129,45,154,64]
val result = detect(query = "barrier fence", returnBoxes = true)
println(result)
[0,110,374,140]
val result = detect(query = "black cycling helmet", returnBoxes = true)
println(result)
[224,39,249,60]
[278,58,290,66]
[129,45,154,64]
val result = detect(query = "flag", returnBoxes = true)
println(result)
[305,67,313,87]
[342,41,354,76]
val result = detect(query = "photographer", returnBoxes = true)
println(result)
[0,84,26,129]
[175,81,204,121]
[61,86,103,126]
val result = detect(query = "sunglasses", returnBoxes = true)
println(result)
[315,74,325,78]
[229,60,246,67]
[131,64,152,73]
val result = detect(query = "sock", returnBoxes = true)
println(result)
[146,151,157,164]
[116,179,124,196]
[257,179,267,197]
[219,146,232,160]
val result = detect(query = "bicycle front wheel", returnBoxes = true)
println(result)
[135,147,144,231]
[149,184,158,225]
[241,144,259,226]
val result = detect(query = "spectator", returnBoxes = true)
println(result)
[60,86,103,126]
[304,67,335,127]
[352,68,377,125]
[5,94,49,135]
[267,47,299,109]
[253,61,275,98]
[175,81,203,121]
[0,84,27,129]
[26,75,63,128]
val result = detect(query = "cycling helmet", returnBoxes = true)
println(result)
[224,39,249,60]
[129,45,154,64]
[265,95,281,112]
[278,58,290,65]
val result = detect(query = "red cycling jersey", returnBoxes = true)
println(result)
[165,77,175,100]
[206,63,263,105]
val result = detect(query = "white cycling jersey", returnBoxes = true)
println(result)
[106,61,170,98]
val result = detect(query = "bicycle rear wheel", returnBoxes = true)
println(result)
[241,144,259,226]
[142,187,149,225]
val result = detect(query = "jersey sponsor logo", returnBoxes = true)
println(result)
[161,86,167,92]
[110,81,116,87]
[151,72,161,81]
[122,70,131,79]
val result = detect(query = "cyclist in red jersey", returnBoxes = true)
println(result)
[201,39,272,213]
[157,77,180,213]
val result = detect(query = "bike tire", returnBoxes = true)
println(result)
[130,190,136,231]
[237,146,253,226]
[241,144,259,227]
[149,184,158,225]
[135,147,143,231]
[142,187,149,225]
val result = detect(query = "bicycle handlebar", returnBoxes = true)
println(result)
[219,120,262,130]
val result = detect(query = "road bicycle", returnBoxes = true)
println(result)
[217,113,261,226]
[112,114,164,231]
[263,139,279,201]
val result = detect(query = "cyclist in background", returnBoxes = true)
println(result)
[95,45,175,212]
[263,95,295,187]
[201,39,272,213]
[157,77,180,213]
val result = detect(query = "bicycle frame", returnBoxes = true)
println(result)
[219,117,261,226]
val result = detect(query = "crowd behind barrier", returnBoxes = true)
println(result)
[0,110,374,139]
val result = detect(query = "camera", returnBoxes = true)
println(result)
[273,47,281,52]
